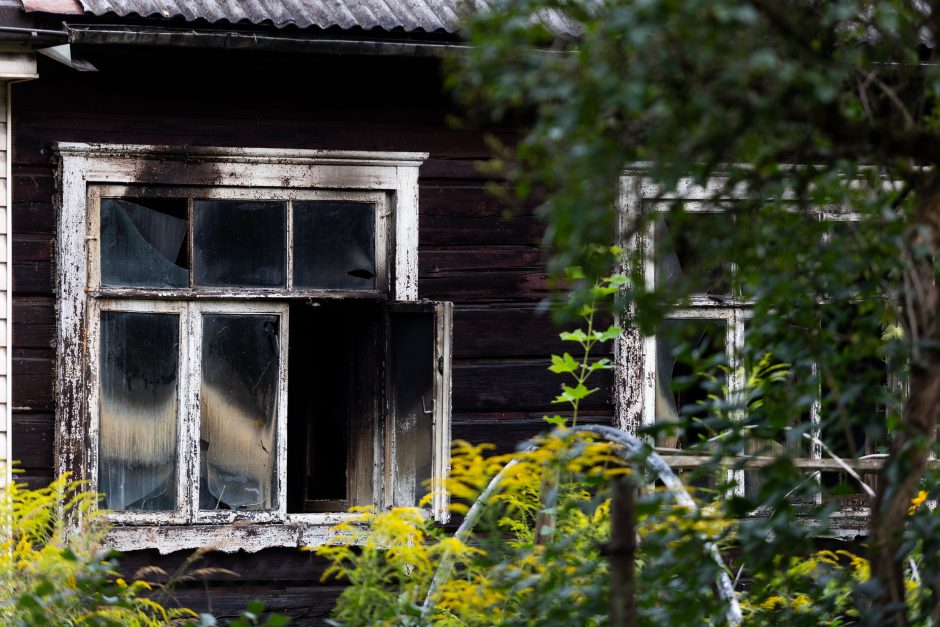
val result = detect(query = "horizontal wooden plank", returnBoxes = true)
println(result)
[420,270,549,303]
[452,361,612,413]
[12,296,54,350]
[419,185,533,218]
[420,158,503,181]
[14,473,52,490]
[11,172,53,205]
[452,304,613,359]
[11,413,52,471]
[420,247,542,273]
[11,356,53,411]
[12,260,52,295]
[117,547,332,584]
[453,415,614,454]
[12,237,52,262]
[12,200,55,236]
[660,453,892,472]
[420,213,543,247]
[165,584,343,623]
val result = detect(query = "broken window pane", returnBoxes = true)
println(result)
[655,213,734,296]
[99,311,179,511]
[200,314,280,510]
[390,310,435,505]
[193,201,286,287]
[293,201,376,290]
[655,319,727,449]
[100,198,188,288]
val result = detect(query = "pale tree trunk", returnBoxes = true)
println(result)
[869,180,940,626]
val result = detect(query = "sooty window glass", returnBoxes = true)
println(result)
[193,200,287,288]
[100,198,188,288]
[98,311,180,511]
[293,201,376,290]
[200,314,280,511]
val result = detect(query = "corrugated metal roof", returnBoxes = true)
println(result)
[69,0,510,33]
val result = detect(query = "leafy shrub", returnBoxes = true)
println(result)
[0,473,200,625]
[0,473,289,626]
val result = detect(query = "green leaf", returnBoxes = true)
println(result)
[594,326,623,342]
[264,615,291,627]
[543,414,568,426]
[552,384,596,404]
[560,329,588,342]
[565,266,586,280]
[548,352,579,374]
[588,358,613,371]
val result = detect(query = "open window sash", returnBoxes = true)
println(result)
[386,300,453,521]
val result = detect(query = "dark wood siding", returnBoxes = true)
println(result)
[11,48,614,622]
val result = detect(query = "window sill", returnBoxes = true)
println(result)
[104,513,360,554]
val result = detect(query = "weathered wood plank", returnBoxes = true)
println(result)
[452,304,612,359]
[453,414,614,454]
[452,361,612,413]
[12,260,52,295]
[117,548,332,584]
[165,584,343,623]
[11,356,53,411]
[420,270,549,303]
[10,413,53,471]
[12,296,54,350]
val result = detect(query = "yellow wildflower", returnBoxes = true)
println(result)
[909,490,928,515]
[792,594,812,611]
[760,595,786,611]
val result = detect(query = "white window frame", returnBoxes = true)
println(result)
[615,173,893,535]
[53,144,451,553]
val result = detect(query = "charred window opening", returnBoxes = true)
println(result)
[287,301,380,514]
[56,147,450,547]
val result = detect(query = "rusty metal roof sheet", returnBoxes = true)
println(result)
[64,0,520,33]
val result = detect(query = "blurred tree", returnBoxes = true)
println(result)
[451,1,940,623]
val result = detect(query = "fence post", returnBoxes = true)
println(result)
[609,477,636,626]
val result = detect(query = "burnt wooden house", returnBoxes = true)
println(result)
[0,0,606,620]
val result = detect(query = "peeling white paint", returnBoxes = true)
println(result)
[53,144,452,551]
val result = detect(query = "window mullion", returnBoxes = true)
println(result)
[726,309,746,498]
[275,306,289,519]
[286,199,294,291]
[184,302,202,523]
[173,304,190,522]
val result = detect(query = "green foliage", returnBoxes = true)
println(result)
[545,270,623,427]
[319,433,740,625]
[314,273,940,624]
[0,474,290,627]
[0,474,198,625]
[447,0,940,620]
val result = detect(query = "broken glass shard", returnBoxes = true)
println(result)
[293,201,376,290]
[193,200,286,288]
[200,314,280,511]
[98,311,179,511]
[100,198,188,288]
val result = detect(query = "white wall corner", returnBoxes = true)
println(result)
[0,48,37,80]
